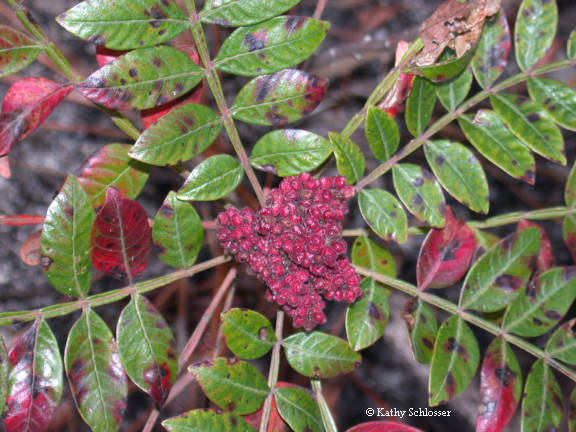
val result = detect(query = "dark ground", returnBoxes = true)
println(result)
[1,0,576,431]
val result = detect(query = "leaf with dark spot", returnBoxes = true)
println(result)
[521,359,562,432]
[476,336,522,432]
[502,266,576,337]
[403,298,438,364]
[41,175,95,298]
[527,77,576,131]
[0,25,43,78]
[117,294,177,406]
[77,143,150,207]
[221,308,276,359]
[358,189,407,244]
[417,206,476,290]
[189,357,269,415]
[163,409,254,431]
[65,309,127,432]
[429,315,479,406]
[90,188,151,282]
[0,77,72,157]
[518,220,555,273]
[4,320,62,432]
[56,0,188,50]
[77,46,203,110]
[459,227,540,312]
[232,69,327,126]
[546,318,576,366]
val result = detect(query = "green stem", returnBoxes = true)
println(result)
[189,21,266,206]
[355,58,575,191]
[468,206,575,229]
[311,380,338,432]
[259,310,284,432]
[354,265,576,383]
[0,255,229,327]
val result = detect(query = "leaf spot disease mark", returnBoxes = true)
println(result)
[412,176,424,187]
[244,33,266,52]
[368,301,383,320]
[494,365,516,387]
[443,337,468,360]
[87,34,105,46]
[258,326,268,341]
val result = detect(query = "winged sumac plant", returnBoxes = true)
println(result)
[0,0,575,430]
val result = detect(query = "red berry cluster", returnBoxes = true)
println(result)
[217,173,362,330]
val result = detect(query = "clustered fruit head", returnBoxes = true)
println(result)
[217,173,362,330]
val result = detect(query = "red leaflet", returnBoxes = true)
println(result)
[90,188,151,282]
[476,337,522,432]
[0,156,10,178]
[346,421,424,432]
[141,46,204,128]
[378,41,414,118]
[417,206,476,290]
[0,77,73,156]
[243,382,301,432]
[0,214,44,226]
[518,220,555,273]
[4,321,62,432]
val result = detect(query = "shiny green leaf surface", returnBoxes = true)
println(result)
[221,308,276,359]
[358,189,407,244]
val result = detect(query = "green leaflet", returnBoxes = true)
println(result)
[365,106,399,162]
[528,77,576,131]
[514,0,557,72]
[0,25,43,78]
[417,49,475,82]
[163,409,254,432]
[231,69,327,126]
[502,267,576,337]
[424,140,489,214]
[546,319,576,366]
[405,75,436,136]
[117,294,177,406]
[490,93,565,164]
[459,227,541,312]
[153,192,203,268]
[41,175,95,298]
[214,16,329,76]
[565,160,576,205]
[275,386,323,432]
[251,129,332,176]
[403,298,438,364]
[392,163,446,227]
[177,155,244,201]
[435,69,473,111]
[130,104,222,165]
[458,110,535,183]
[282,332,361,378]
[358,189,407,244]
[189,358,269,414]
[329,132,365,184]
[429,315,479,406]
[568,30,576,59]
[471,10,511,89]
[200,0,300,27]
[56,0,189,50]
[221,308,276,359]
[521,359,563,432]
[351,236,397,278]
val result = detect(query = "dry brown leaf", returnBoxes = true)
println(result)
[19,230,42,266]
[413,0,500,66]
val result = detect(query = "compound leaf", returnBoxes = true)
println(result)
[117,294,177,406]
[0,25,43,78]
[514,0,557,72]
[429,316,479,406]
[330,132,365,185]
[232,69,327,127]
[56,0,188,50]
[65,309,127,432]
[177,154,243,201]
[392,163,446,227]
[459,227,540,312]
[189,357,269,415]
[417,206,476,290]
[214,16,329,76]
[4,320,62,432]
[274,386,323,432]
[163,409,254,432]
[521,359,562,432]
[77,143,150,208]
[77,46,203,110]
[283,332,361,378]
[527,77,576,131]
[358,189,407,244]
[502,267,576,337]
[130,103,222,165]
[251,129,332,177]
[153,191,203,268]
[365,107,399,162]
[221,308,276,360]
[41,174,95,297]
[458,110,535,184]
[424,140,489,214]
[200,0,300,26]
[90,188,151,281]
[402,298,438,364]
[476,336,522,432]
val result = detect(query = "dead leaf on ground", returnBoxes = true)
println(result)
[19,230,42,266]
